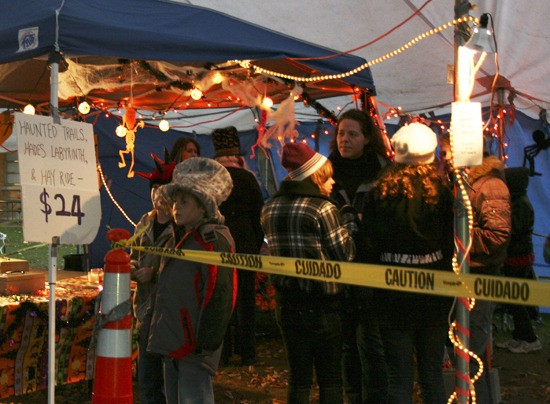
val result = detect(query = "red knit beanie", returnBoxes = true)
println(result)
[281,142,327,181]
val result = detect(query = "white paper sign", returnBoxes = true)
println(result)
[450,102,484,167]
[15,113,101,244]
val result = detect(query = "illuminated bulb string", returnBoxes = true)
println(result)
[97,163,136,227]
[234,16,478,83]
[446,133,483,403]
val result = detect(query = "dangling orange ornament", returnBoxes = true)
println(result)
[118,105,145,178]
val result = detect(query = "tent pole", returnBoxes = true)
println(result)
[454,2,472,403]
[49,52,61,124]
[47,236,59,404]
[48,51,62,404]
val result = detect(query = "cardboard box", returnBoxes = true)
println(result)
[0,271,46,295]
[0,258,29,273]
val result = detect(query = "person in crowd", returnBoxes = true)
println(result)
[261,141,356,404]
[131,150,176,404]
[148,157,236,404]
[463,150,511,403]
[329,109,391,403]
[362,123,455,403]
[495,167,542,353]
[170,137,200,163]
[211,126,265,367]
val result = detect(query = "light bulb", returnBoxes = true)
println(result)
[262,97,273,108]
[211,72,223,84]
[23,104,35,115]
[159,119,170,132]
[190,88,203,100]
[78,101,91,114]
[116,125,127,137]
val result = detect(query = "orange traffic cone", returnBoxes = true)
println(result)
[92,228,133,404]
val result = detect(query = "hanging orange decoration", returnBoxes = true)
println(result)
[118,106,144,178]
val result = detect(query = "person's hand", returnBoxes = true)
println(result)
[134,266,155,283]
[340,205,359,234]
[339,205,357,224]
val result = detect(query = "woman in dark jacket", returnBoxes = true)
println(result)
[211,126,265,366]
[329,109,392,403]
[362,123,454,403]
[496,167,541,352]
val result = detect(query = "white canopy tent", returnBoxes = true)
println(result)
[173,0,549,130]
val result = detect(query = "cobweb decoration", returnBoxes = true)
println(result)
[58,59,211,100]
[248,94,299,159]
[221,78,262,107]
[264,94,299,147]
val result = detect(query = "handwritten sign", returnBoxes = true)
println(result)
[450,102,483,167]
[15,113,101,244]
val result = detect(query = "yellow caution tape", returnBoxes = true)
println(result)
[123,244,550,307]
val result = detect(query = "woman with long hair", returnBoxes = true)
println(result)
[362,123,454,403]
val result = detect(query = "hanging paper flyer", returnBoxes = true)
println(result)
[450,101,484,167]
[14,113,101,244]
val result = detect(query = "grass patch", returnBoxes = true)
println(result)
[0,223,78,269]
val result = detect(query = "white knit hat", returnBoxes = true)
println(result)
[159,157,233,222]
[391,123,438,165]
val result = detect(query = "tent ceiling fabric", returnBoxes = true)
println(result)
[0,0,374,113]
[0,0,548,127]
[184,0,550,119]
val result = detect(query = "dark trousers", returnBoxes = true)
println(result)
[502,264,538,342]
[342,308,388,404]
[138,314,166,404]
[276,305,344,404]
[469,299,498,404]
[223,269,256,364]
[381,324,448,404]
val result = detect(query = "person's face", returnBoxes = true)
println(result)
[151,185,162,209]
[440,142,452,162]
[172,193,205,228]
[151,185,170,215]
[320,176,335,196]
[180,142,199,161]
[337,119,368,159]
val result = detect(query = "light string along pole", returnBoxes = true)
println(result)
[450,1,473,403]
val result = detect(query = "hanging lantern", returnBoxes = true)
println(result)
[116,125,127,137]
[158,119,170,132]
[23,104,36,115]
[78,101,91,115]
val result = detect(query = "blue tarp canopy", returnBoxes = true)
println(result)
[0,0,375,112]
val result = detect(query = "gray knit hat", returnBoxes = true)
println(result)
[158,157,233,222]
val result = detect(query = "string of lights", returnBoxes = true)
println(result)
[444,130,484,403]
[234,16,479,83]
[96,163,136,227]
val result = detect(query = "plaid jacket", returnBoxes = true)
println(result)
[261,179,355,298]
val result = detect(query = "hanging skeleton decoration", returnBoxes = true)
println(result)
[118,106,144,177]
